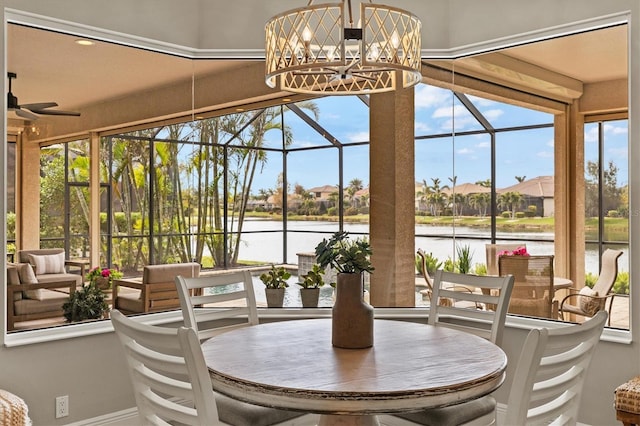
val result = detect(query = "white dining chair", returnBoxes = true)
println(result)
[175,270,259,341]
[503,310,607,425]
[393,270,515,426]
[111,309,307,426]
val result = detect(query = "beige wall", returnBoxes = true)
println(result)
[1,1,638,424]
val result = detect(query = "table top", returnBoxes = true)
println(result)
[553,277,573,290]
[202,318,507,415]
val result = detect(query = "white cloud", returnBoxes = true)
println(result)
[415,85,451,109]
[457,148,473,155]
[347,131,369,142]
[537,150,553,158]
[476,141,490,149]
[467,95,498,107]
[415,121,431,132]
[482,108,504,121]
[604,123,628,135]
[584,126,599,143]
[546,138,554,148]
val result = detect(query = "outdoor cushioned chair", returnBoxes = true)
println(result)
[559,248,623,325]
[6,262,77,331]
[111,309,305,426]
[113,262,200,315]
[17,248,85,287]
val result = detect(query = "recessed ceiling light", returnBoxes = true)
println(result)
[236,108,245,112]
[282,98,292,102]
[75,39,95,46]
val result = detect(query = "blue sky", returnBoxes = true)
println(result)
[254,83,629,193]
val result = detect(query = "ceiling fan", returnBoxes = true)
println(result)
[7,72,80,120]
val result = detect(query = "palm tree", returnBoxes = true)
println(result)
[428,178,447,216]
[515,175,527,183]
[498,191,523,218]
[346,178,363,207]
[469,192,491,217]
[416,179,431,212]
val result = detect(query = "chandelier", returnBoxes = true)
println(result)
[265,0,422,95]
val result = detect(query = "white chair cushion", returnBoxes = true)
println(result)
[579,286,601,316]
[17,263,43,300]
[28,252,65,274]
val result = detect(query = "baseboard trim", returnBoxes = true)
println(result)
[64,407,137,426]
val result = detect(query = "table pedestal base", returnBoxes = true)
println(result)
[318,414,379,426]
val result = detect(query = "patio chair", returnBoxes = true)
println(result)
[499,254,556,319]
[503,310,607,425]
[559,248,623,325]
[112,262,200,314]
[175,270,259,341]
[485,243,526,276]
[393,270,514,425]
[111,310,305,426]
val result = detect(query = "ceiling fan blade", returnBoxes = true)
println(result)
[21,102,58,110]
[14,108,39,121]
[31,108,81,117]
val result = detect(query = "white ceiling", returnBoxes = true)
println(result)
[6,23,627,121]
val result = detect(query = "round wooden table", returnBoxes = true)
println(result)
[202,318,507,426]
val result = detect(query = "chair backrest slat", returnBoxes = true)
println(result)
[429,270,514,346]
[176,269,258,341]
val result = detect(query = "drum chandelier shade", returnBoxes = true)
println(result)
[265,0,422,95]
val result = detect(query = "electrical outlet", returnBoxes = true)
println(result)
[55,395,69,418]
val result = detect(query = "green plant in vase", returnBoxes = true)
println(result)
[299,263,325,308]
[259,265,291,307]
[315,231,374,349]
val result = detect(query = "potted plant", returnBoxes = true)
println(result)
[299,263,325,308]
[315,231,374,348]
[86,266,123,290]
[62,282,109,322]
[259,265,291,308]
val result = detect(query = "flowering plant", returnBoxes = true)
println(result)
[498,246,529,257]
[86,266,123,288]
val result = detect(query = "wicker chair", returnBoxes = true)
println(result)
[499,254,556,319]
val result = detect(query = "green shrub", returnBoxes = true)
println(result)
[327,207,337,216]
[344,207,358,216]
[416,251,442,275]
[607,210,620,217]
[501,211,511,218]
[584,272,597,288]
[613,271,629,294]
[473,263,487,276]
[443,257,456,272]
[456,244,474,274]
[515,211,525,219]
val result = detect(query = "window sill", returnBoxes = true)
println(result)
[3,307,631,347]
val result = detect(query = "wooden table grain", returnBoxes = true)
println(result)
[202,318,506,426]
